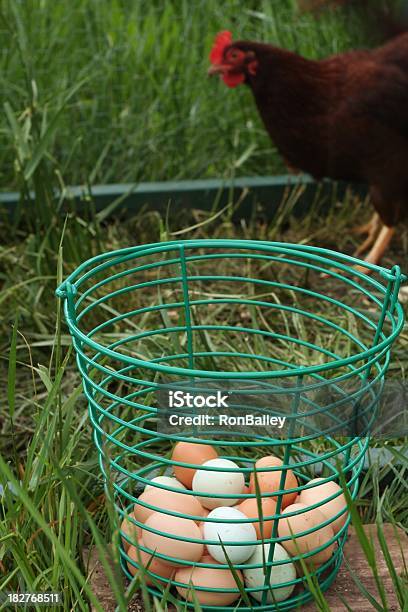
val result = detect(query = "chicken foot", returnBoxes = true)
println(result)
[353,212,380,237]
[353,213,381,257]
[322,224,395,278]
[354,225,395,273]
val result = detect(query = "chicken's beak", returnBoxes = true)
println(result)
[208,64,226,76]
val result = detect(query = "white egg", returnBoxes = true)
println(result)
[144,476,186,492]
[192,458,245,509]
[243,542,296,603]
[203,506,256,564]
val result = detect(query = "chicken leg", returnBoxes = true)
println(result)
[353,213,381,257]
[354,225,395,273]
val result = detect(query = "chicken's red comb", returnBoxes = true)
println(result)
[209,31,233,64]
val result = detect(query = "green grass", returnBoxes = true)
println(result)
[1,0,385,191]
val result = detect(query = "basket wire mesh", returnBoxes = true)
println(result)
[57,240,405,610]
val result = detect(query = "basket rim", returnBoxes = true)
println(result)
[57,239,406,380]
[56,238,408,290]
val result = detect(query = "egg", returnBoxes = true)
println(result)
[244,542,296,603]
[144,475,187,492]
[127,542,174,585]
[204,506,256,564]
[193,458,245,509]
[120,513,142,551]
[237,497,277,539]
[175,554,243,606]
[199,522,209,555]
[298,478,347,533]
[134,488,205,524]
[143,512,204,567]
[249,456,298,509]
[278,503,335,567]
[172,442,218,488]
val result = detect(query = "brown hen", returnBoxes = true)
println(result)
[209,31,408,267]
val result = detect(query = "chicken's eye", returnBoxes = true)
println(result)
[228,49,241,60]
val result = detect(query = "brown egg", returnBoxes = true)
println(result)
[172,442,218,488]
[120,513,142,551]
[298,478,347,533]
[134,488,205,524]
[237,497,277,539]
[249,456,298,508]
[127,541,174,585]
[175,554,242,605]
[199,522,209,555]
[143,512,204,567]
[278,502,335,567]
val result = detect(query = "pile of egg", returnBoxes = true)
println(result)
[122,442,348,606]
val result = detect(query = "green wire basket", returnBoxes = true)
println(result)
[57,239,405,610]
